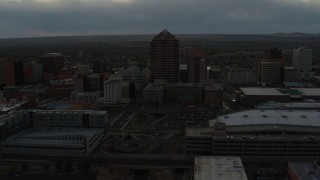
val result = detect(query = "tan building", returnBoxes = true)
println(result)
[240,87,291,107]
[283,67,298,82]
[259,59,282,86]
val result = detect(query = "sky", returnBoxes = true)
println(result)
[0,0,320,38]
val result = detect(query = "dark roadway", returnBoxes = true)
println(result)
[0,153,194,168]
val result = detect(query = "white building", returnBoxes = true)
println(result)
[293,47,314,80]
[104,80,122,104]
[293,47,312,71]
[227,70,258,85]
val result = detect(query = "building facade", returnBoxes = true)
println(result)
[24,62,43,84]
[188,49,207,84]
[5,59,24,86]
[41,53,65,74]
[186,110,320,157]
[259,59,282,86]
[30,110,108,128]
[104,80,122,104]
[227,70,258,85]
[293,47,314,81]
[282,67,298,83]
[150,30,179,83]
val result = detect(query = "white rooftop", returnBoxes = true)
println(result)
[241,87,320,96]
[194,156,248,180]
[214,109,320,127]
[240,87,285,96]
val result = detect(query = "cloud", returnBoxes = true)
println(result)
[0,0,319,38]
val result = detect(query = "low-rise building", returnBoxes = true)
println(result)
[104,80,122,104]
[103,80,132,108]
[186,110,320,157]
[227,70,258,85]
[288,160,320,180]
[240,87,291,107]
[31,109,108,128]
[0,111,27,140]
[205,85,223,108]
[167,83,203,103]
[1,128,104,155]
[240,87,320,107]
[194,156,247,180]
[143,83,164,108]
[70,91,100,103]
[283,67,298,83]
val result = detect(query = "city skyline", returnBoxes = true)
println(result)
[1,0,320,38]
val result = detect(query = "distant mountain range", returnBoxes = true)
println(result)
[1,33,320,47]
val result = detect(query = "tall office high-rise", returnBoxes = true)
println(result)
[259,59,282,86]
[41,53,65,74]
[24,62,43,84]
[293,47,314,80]
[5,59,24,86]
[188,49,207,83]
[150,30,179,83]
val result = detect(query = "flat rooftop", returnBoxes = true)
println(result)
[241,87,320,96]
[240,87,285,96]
[289,162,320,180]
[194,156,247,180]
[215,109,320,127]
[29,109,107,115]
[1,128,104,147]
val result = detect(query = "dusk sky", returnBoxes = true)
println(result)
[0,0,320,38]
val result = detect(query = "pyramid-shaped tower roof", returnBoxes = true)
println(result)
[152,29,177,41]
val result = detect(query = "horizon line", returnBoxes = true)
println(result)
[1,32,320,40]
